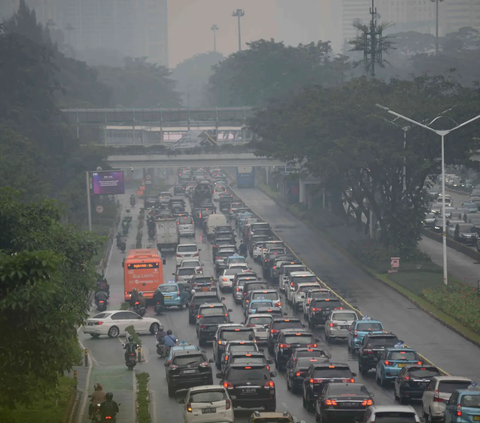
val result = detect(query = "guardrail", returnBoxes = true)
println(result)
[421,228,480,262]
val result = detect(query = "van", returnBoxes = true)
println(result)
[205,214,228,241]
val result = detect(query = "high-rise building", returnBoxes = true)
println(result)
[444,0,480,34]
[341,0,372,45]
[276,0,321,46]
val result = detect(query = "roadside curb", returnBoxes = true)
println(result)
[421,228,480,262]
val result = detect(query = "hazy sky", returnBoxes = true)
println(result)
[169,0,277,67]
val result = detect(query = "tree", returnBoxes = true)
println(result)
[172,51,224,107]
[249,76,480,254]
[208,39,349,107]
[0,189,102,408]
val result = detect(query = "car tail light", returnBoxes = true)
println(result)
[247,324,255,327]
[170,365,179,370]
[99,300,104,304]
[277,302,281,306]
[364,349,373,354]
[349,378,355,383]
[194,253,199,257]
[434,391,444,402]
[177,291,180,295]
[225,399,231,410]
[280,344,291,348]
[236,288,240,291]
[264,381,274,388]
[200,325,206,329]
[312,308,321,312]
[362,399,373,406]
[273,266,276,269]
[218,340,222,344]
[384,360,390,365]
[222,278,227,281]
[457,405,462,417]
[190,302,194,308]
[186,403,192,412]
[176,254,182,257]
[405,376,410,380]
[223,382,233,389]
[216,257,221,260]
[325,399,337,406]
[271,329,279,333]
[311,378,323,384]
[95,321,103,325]
[105,417,112,420]
[329,322,337,327]
[296,372,302,377]
[417,361,422,365]
[307,344,317,348]
[197,315,202,319]
[334,307,343,310]
[199,362,209,367]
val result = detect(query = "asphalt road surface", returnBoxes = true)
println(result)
[79,184,480,423]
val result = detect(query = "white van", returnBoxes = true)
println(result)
[205,214,228,240]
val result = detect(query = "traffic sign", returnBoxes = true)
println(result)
[146,180,152,185]
[95,205,104,214]
[146,175,152,181]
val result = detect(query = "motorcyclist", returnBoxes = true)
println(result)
[164,330,177,350]
[137,292,146,308]
[123,336,138,361]
[130,288,139,305]
[95,290,108,307]
[99,392,119,421]
[130,194,136,206]
[88,383,106,419]
[239,240,247,257]
[152,287,165,310]
[97,277,109,297]
[179,286,190,306]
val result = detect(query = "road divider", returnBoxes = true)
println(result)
[136,372,152,423]
[421,228,480,261]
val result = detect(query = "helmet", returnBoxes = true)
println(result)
[132,288,137,292]
[106,392,113,401]
[94,383,102,391]
[167,330,172,335]
[139,292,144,296]
[158,324,164,331]
[128,336,133,342]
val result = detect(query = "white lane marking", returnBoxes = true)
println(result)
[76,349,93,423]
[78,337,98,366]
[281,402,288,410]
[150,390,158,423]
[133,370,137,422]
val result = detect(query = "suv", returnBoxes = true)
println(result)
[247,289,281,308]
[347,317,385,352]
[274,329,319,371]
[197,314,229,346]
[232,274,257,304]
[220,341,259,373]
[227,352,271,369]
[213,325,255,368]
[292,283,320,311]
[269,257,298,283]
[176,243,200,266]
[196,303,231,323]
[302,289,334,319]
[302,363,357,412]
[267,318,303,354]
[286,272,317,303]
[216,364,277,411]
[280,264,308,292]
[394,365,441,404]
[375,347,422,386]
[248,411,298,423]
[188,291,222,324]
[242,281,268,307]
[358,333,401,375]
[307,297,343,328]
[165,348,214,396]
[215,247,237,275]
[212,240,236,259]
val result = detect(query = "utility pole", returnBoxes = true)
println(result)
[211,24,219,52]
[232,9,245,51]
[430,0,444,55]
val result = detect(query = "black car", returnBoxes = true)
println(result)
[216,364,277,411]
[191,275,216,292]
[227,352,271,369]
[358,333,401,375]
[394,365,441,403]
[315,383,374,422]
[286,357,326,395]
[173,185,186,196]
[214,225,235,236]
[242,281,269,307]
[212,239,236,258]
[267,318,304,354]
[165,349,214,397]
[308,297,343,327]
[196,303,231,322]
[274,329,319,371]
[197,314,229,346]
[188,291,222,324]
[270,257,299,283]
[302,363,357,412]
[220,341,260,373]
[213,326,255,369]
[254,306,284,319]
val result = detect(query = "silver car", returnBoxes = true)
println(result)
[244,314,273,344]
[324,310,358,343]
[174,266,198,283]
[177,216,195,237]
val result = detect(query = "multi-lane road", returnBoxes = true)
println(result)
[78,184,480,423]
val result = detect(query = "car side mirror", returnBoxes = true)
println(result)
[259,348,264,353]
[209,358,215,363]
[221,297,225,301]
[370,393,374,397]
[270,371,277,377]
[315,338,320,343]
[228,309,233,312]
[172,273,175,275]
[198,249,201,251]
[178,399,185,404]
[399,340,404,343]
[216,372,223,378]
[283,312,288,316]
[163,259,166,265]
[302,324,306,327]
[352,372,357,377]
[267,359,273,364]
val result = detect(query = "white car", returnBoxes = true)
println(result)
[179,385,234,423]
[179,259,203,273]
[177,216,195,237]
[176,243,200,266]
[252,241,267,261]
[245,314,273,344]
[286,272,316,303]
[324,310,358,342]
[83,310,160,338]
[219,268,244,291]
[212,185,227,201]
[280,264,307,292]
[292,282,320,311]
[421,376,472,422]
[363,405,421,423]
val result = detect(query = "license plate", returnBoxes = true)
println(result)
[473,416,480,421]
[342,402,359,407]
[182,370,195,374]
[88,323,94,326]
[202,408,216,414]
[242,388,256,394]
[373,357,379,361]
[340,325,349,329]
[257,328,266,332]
[398,363,406,368]
[165,296,171,299]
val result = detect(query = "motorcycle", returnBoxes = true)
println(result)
[96,299,107,312]
[88,400,102,423]
[154,301,164,315]
[148,228,155,239]
[125,350,137,370]
[130,198,136,207]
[122,226,128,235]
[133,302,146,317]
[100,403,121,422]
[156,342,166,358]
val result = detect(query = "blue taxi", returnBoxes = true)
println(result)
[347,316,384,352]
[165,342,199,366]
[376,344,422,386]
[227,254,247,266]
[158,280,182,308]
[244,299,275,317]
[444,384,480,423]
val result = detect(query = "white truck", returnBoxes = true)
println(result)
[156,218,179,253]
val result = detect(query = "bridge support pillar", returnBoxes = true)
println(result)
[299,180,307,204]
[265,166,270,185]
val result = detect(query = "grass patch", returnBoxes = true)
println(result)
[120,302,130,310]
[136,372,152,423]
[0,376,76,423]
[387,270,444,296]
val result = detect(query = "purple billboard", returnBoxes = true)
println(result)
[92,171,125,195]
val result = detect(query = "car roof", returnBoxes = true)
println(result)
[230,351,265,357]
[256,307,282,312]
[218,323,244,330]
[221,327,253,332]
[172,345,199,352]
[280,329,312,335]
[385,347,416,352]
[369,405,416,413]
[251,289,277,293]
[290,271,315,276]
[188,385,227,393]
[177,243,197,247]
[432,376,472,382]
[193,292,219,297]
[173,349,205,358]
[403,364,439,370]
[364,333,396,338]
[310,362,350,369]
[198,303,225,308]
[272,318,301,322]
[356,319,382,324]
[246,314,274,319]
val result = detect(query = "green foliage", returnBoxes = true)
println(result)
[125,325,142,346]
[120,302,130,310]
[0,189,102,408]
[172,51,224,107]
[423,283,480,334]
[208,39,349,106]
[136,372,152,423]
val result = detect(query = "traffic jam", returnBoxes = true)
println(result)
[142,167,480,423]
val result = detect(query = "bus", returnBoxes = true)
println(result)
[124,249,165,301]
[236,166,255,188]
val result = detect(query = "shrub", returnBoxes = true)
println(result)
[423,283,480,333]
[125,325,142,346]
[136,372,151,423]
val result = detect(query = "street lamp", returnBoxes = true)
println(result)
[430,0,444,54]
[211,24,219,52]
[232,9,245,51]
[376,103,480,286]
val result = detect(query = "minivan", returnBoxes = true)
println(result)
[205,214,228,241]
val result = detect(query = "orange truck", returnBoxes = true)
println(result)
[124,248,165,301]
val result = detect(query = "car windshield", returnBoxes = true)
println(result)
[182,261,200,267]
[284,335,314,344]
[231,357,265,366]
[298,285,318,293]
[438,381,472,393]
[407,367,441,378]
[159,285,177,293]
[246,284,267,291]
[219,251,236,257]
[201,316,228,324]
[252,292,278,301]
[250,301,273,309]
[193,297,218,305]
[327,384,370,395]
[389,351,417,360]
[222,331,253,341]
[313,300,341,308]
[178,245,197,253]
[225,269,242,275]
[227,368,268,381]
[172,354,204,366]
[248,316,273,325]
[265,242,284,249]
[178,217,193,224]
[357,322,383,331]
[311,291,332,299]
[199,307,224,315]
[228,257,246,264]
[312,368,352,378]
[273,321,302,330]
[374,412,417,422]
[425,213,436,219]
[458,224,477,233]
[332,312,356,321]
[366,337,399,348]
[178,268,196,276]
[292,276,317,284]
[460,394,480,408]
[193,277,213,283]
[190,390,227,403]
[229,345,257,353]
